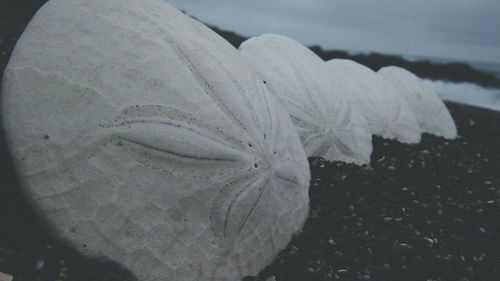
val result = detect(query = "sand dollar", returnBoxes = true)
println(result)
[378,66,457,139]
[240,34,372,165]
[327,59,422,143]
[0,0,310,280]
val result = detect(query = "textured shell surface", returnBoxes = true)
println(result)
[239,34,372,165]
[378,66,457,139]
[0,1,311,280]
[326,59,422,143]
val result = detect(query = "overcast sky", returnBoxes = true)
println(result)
[166,0,500,64]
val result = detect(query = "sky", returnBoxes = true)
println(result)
[166,0,500,64]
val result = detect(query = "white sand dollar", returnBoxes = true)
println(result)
[378,66,457,139]
[240,35,372,165]
[0,1,310,280]
[326,59,422,143]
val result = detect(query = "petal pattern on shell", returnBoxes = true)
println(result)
[239,34,372,165]
[0,1,310,281]
[326,59,422,143]
[378,66,457,139]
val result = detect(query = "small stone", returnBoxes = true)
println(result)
[398,243,412,250]
[423,237,434,246]
[0,272,13,281]
[328,239,335,245]
[367,247,374,255]
[35,259,44,270]
[479,227,486,233]
[382,263,391,270]
[265,276,277,281]
[383,217,393,222]
[337,268,348,273]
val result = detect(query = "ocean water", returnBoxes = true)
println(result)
[423,79,500,112]
[402,54,500,80]
[467,60,500,79]
[399,54,500,111]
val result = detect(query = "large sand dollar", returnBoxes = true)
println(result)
[0,0,310,280]
[378,66,457,139]
[240,34,372,165]
[326,59,422,143]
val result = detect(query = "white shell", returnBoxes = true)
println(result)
[0,1,310,281]
[239,35,372,165]
[326,59,422,143]
[378,66,457,139]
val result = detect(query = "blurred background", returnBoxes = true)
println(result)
[169,0,500,66]
[1,0,500,109]
[168,0,500,110]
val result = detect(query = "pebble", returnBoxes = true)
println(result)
[0,272,13,281]
[398,243,412,250]
[265,276,276,281]
[35,259,44,270]
[479,227,486,233]
[423,237,434,246]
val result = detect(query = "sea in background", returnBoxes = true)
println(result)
[402,54,500,80]
[467,60,500,80]
[397,54,500,111]
[424,79,500,112]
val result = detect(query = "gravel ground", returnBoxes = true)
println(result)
[244,103,500,281]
